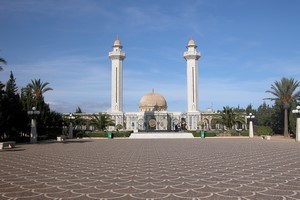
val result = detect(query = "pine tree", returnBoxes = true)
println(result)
[1,72,28,140]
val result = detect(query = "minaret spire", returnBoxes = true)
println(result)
[184,39,201,112]
[109,38,126,113]
[183,38,201,130]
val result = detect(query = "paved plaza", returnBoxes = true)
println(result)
[0,138,300,200]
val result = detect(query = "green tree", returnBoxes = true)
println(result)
[27,79,53,107]
[217,106,245,131]
[90,113,115,131]
[265,77,300,137]
[0,72,28,140]
[75,106,82,113]
[269,103,284,134]
[289,100,298,136]
[256,102,273,126]
[22,79,61,139]
[115,124,123,132]
[0,57,6,71]
[245,104,254,115]
[0,81,6,139]
[21,85,34,112]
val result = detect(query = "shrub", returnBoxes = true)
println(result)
[188,130,217,137]
[229,130,248,136]
[74,130,88,138]
[82,131,132,138]
[254,126,273,136]
[205,131,218,137]
[45,127,63,139]
[239,130,249,136]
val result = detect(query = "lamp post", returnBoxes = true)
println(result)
[68,113,75,138]
[292,106,300,142]
[247,113,255,138]
[27,107,40,143]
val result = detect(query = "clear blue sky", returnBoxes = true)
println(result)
[1,0,300,113]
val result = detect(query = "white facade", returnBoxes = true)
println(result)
[108,39,203,131]
[63,39,249,132]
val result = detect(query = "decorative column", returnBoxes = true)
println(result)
[27,107,40,144]
[68,113,75,138]
[247,113,255,138]
[109,39,126,113]
[292,106,300,142]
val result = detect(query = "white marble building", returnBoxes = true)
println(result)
[107,39,214,131]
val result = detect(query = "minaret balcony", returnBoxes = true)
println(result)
[184,51,200,60]
[109,51,126,59]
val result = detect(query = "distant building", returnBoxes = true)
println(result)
[68,39,245,132]
[107,39,215,131]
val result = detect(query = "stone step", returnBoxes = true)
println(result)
[129,132,194,139]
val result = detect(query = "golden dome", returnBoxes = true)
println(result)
[113,39,121,46]
[139,91,167,111]
[188,39,196,46]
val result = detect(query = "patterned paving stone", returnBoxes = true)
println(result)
[73,186,107,194]
[88,190,127,199]
[113,186,145,195]
[199,193,239,199]
[33,186,66,193]
[45,190,84,199]
[10,194,54,200]
[0,185,23,193]
[161,194,194,200]
[289,192,300,199]
[0,138,299,199]
[218,188,254,198]
[259,188,297,196]
[244,193,286,200]
[193,185,227,193]
[2,190,41,198]
[131,190,169,199]
[175,189,211,198]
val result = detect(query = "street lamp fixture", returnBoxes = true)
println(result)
[68,113,75,138]
[246,113,255,138]
[292,105,300,142]
[27,107,40,143]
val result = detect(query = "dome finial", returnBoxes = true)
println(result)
[188,38,196,46]
[113,37,121,46]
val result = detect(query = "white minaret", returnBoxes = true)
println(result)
[184,39,201,112]
[109,39,126,113]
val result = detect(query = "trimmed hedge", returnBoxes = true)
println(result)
[190,130,218,137]
[191,130,251,137]
[74,131,133,138]
[230,130,248,136]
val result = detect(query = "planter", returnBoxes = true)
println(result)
[261,135,271,140]
[57,136,65,141]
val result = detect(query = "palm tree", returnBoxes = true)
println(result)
[90,113,115,131]
[28,79,53,104]
[0,58,7,71]
[265,77,300,137]
[217,106,245,131]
